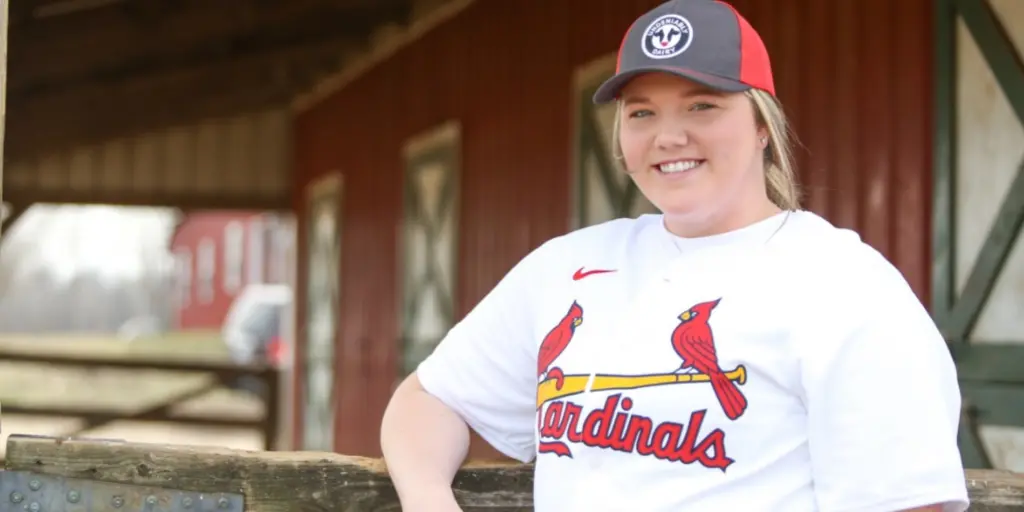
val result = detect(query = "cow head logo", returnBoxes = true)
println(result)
[642,14,693,59]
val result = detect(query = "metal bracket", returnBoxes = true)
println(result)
[0,471,244,512]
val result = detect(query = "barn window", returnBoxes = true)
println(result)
[400,121,460,376]
[301,173,342,451]
[223,220,244,294]
[197,237,216,304]
[174,249,192,309]
[571,54,660,229]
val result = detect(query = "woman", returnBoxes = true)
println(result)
[381,1,970,511]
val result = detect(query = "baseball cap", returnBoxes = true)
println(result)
[592,0,774,104]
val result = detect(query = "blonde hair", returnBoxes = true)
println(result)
[611,88,801,211]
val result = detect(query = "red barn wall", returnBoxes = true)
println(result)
[292,0,934,458]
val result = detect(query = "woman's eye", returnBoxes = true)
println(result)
[627,109,654,119]
[690,102,716,111]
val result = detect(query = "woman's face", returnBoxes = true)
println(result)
[617,72,768,229]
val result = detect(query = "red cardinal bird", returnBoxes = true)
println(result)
[670,298,747,420]
[537,301,584,390]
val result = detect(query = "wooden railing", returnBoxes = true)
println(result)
[0,349,281,451]
[1,435,1022,511]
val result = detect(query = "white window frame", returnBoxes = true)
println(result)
[197,237,216,304]
[223,221,244,294]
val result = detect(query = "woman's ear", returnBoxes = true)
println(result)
[757,128,769,149]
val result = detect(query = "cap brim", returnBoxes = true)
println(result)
[592,66,751,104]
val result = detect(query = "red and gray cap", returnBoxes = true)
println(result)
[593,0,774,104]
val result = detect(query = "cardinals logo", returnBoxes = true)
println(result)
[535,301,584,457]
[671,298,748,420]
[537,301,583,391]
[534,298,747,471]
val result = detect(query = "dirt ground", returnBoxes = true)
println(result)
[0,332,277,459]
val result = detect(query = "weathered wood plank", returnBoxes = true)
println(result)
[968,470,1024,511]
[5,434,1023,511]
[5,435,531,511]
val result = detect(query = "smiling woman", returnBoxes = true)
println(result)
[614,85,797,209]
[380,1,970,511]
[612,75,786,238]
[598,13,798,240]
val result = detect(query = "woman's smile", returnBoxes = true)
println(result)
[652,158,706,175]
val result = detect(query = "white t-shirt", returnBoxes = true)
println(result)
[416,210,969,512]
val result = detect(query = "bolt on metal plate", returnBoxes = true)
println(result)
[0,471,244,512]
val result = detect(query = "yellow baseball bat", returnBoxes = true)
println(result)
[536,365,747,408]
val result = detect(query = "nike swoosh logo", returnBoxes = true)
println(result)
[573,267,617,281]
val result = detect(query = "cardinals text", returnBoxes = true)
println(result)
[536,393,733,470]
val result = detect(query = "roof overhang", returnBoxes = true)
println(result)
[1,0,477,211]
[5,0,420,164]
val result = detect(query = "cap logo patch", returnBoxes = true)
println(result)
[641,14,693,59]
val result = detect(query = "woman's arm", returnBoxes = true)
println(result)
[380,372,469,511]
[379,240,557,510]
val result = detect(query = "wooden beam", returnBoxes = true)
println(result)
[3,0,414,161]
[2,186,292,211]
[1,404,262,430]
[5,435,1024,511]
[0,348,273,375]
[5,34,363,163]
[4,436,532,511]
[7,0,406,95]
[0,0,7,241]
[8,0,34,26]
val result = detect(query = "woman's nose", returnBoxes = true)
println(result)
[653,125,688,149]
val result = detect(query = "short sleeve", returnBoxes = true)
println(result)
[415,241,553,463]
[798,252,969,512]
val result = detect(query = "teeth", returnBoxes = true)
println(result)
[658,160,701,173]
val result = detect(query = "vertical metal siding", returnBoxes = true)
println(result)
[740,0,934,303]
[293,0,934,457]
